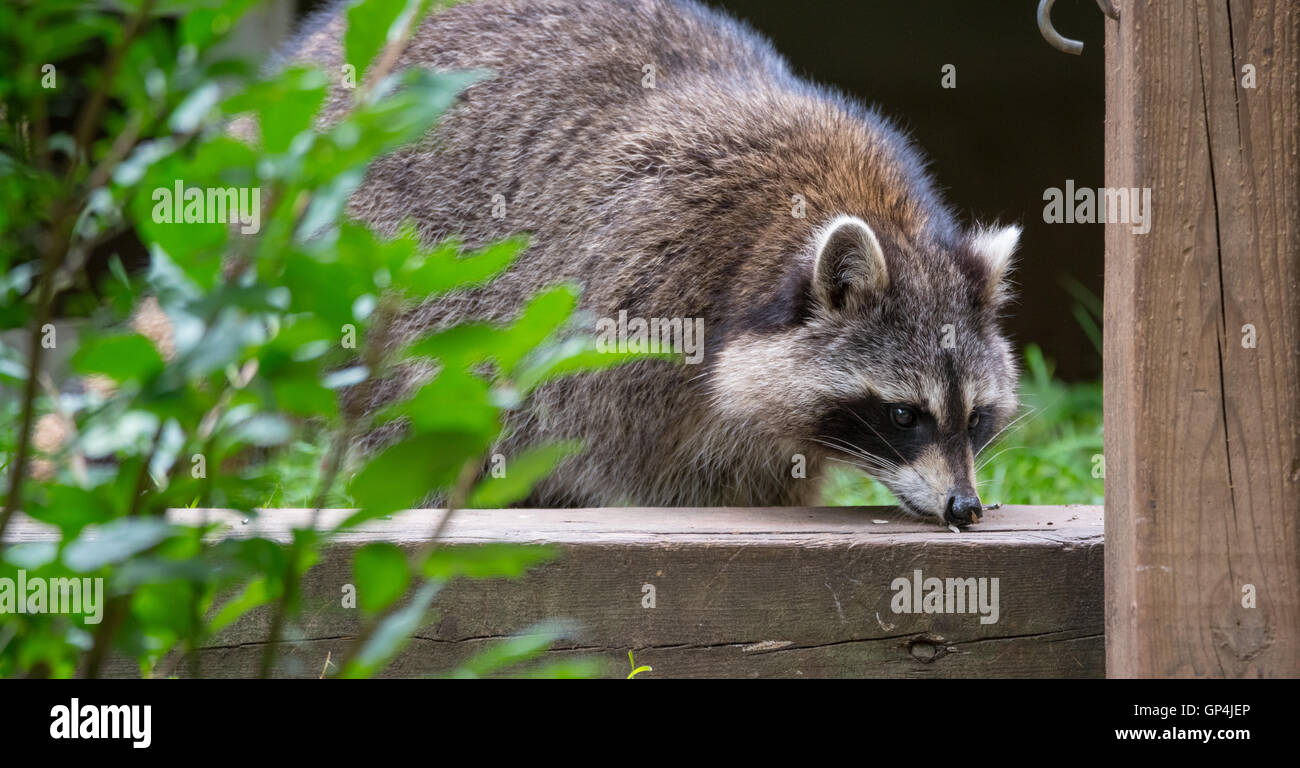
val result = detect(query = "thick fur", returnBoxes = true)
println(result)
[278,0,1021,516]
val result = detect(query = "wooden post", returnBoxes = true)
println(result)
[1104,1,1300,676]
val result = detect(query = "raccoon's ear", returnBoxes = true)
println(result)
[811,215,889,311]
[968,224,1021,305]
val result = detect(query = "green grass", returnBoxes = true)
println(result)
[821,344,1104,507]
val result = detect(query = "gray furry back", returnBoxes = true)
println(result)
[274,0,1021,515]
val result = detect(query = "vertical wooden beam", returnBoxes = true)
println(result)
[1105,0,1300,676]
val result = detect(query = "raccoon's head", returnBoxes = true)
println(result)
[710,214,1021,525]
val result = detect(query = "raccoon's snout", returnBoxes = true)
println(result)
[945,492,982,526]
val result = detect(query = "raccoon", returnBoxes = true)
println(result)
[277,0,1022,525]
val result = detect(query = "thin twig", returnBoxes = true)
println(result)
[84,422,165,679]
[0,214,70,554]
[68,0,157,180]
[0,0,156,554]
[332,455,479,676]
[258,297,397,678]
[355,7,425,105]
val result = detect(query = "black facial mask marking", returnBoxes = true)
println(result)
[968,405,1000,454]
[817,395,1003,474]
[815,394,934,467]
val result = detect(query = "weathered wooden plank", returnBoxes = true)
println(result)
[136,627,1104,680]
[1104,0,1300,676]
[8,505,1103,678]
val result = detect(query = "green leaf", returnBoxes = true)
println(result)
[0,340,27,383]
[344,0,423,87]
[24,485,114,539]
[297,168,366,241]
[63,518,173,573]
[208,578,270,636]
[143,244,200,305]
[71,332,164,383]
[222,66,329,156]
[494,284,578,372]
[398,237,525,298]
[180,0,259,50]
[376,367,499,437]
[304,68,481,187]
[282,249,372,329]
[422,543,557,581]
[448,619,574,678]
[3,542,59,570]
[466,441,581,508]
[131,580,198,638]
[513,658,606,679]
[112,556,220,590]
[78,410,161,458]
[513,335,667,393]
[169,82,221,134]
[272,375,339,418]
[343,431,484,526]
[353,542,410,614]
[404,284,591,382]
[340,580,440,678]
[322,365,369,390]
[224,413,293,448]
[402,322,500,367]
[130,138,258,277]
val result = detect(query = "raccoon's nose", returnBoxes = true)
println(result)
[945,493,983,526]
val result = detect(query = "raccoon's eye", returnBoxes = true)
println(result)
[967,411,980,430]
[889,406,917,429]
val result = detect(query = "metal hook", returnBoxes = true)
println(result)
[1037,0,1120,55]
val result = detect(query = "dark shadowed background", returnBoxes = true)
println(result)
[725,0,1105,381]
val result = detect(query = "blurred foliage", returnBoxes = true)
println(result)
[0,0,632,678]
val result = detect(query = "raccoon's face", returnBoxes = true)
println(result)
[710,215,1021,525]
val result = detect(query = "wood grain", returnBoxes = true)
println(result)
[8,505,1103,678]
[1104,0,1300,676]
